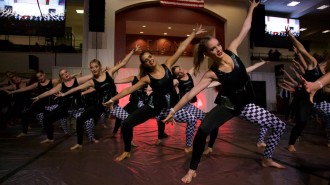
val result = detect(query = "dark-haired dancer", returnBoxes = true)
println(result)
[163,1,286,183]
[103,25,207,161]
[57,45,139,150]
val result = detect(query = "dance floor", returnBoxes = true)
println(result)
[0,115,329,185]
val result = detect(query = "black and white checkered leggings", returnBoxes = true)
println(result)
[239,103,286,158]
[314,100,330,143]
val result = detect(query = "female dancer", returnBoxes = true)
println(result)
[163,1,286,183]
[32,69,93,143]
[285,26,330,151]
[103,25,207,161]
[56,45,139,150]
[7,70,68,137]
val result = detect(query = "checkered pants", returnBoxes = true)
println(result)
[240,103,286,158]
[36,104,68,134]
[314,100,330,143]
[157,107,198,147]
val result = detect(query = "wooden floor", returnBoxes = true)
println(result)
[0,115,329,185]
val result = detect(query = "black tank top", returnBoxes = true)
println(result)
[210,50,255,111]
[129,76,148,103]
[178,73,197,103]
[303,66,324,103]
[93,72,117,104]
[146,64,179,111]
[37,80,54,106]
[60,78,82,109]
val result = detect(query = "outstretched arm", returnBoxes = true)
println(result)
[165,25,206,69]
[57,80,94,97]
[7,82,38,94]
[302,72,330,103]
[228,0,259,54]
[32,83,62,102]
[285,26,317,69]
[108,44,141,77]
[246,58,268,73]
[114,76,135,84]
[163,70,215,123]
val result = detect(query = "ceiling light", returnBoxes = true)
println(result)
[317,5,329,10]
[287,1,300,6]
[76,10,84,14]
[168,27,172,29]
[322,30,330,33]
[299,28,307,31]
[142,25,146,28]
[140,31,144,34]
[164,33,167,35]
[187,34,190,37]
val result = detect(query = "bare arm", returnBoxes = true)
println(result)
[246,58,268,73]
[286,26,317,69]
[7,82,38,94]
[164,25,206,69]
[0,84,16,91]
[282,68,298,86]
[33,83,62,101]
[228,0,259,54]
[108,45,141,77]
[293,46,307,70]
[76,73,94,85]
[81,87,96,96]
[278,82,295,92]
[301,72,330,103]
[163,70,216,123]
[59,80,94,97]
[114,76,134,84]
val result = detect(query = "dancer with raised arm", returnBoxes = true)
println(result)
[163,1,286,183]
[103,25,206,161]
[57,45,140,150]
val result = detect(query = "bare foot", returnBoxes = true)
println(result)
[257,142,267,148]
[115,152,131,161]
[203,147,213,155]
[40,139,54,144]
[131,141,138,147]
[16,133,27,138]
[184,147,193,153]
[262,158,285,169]
[70,144,82,150]
[287,145,296,152]
[155,139,162,145]
[181,169,197,184]
[90,138,99,144]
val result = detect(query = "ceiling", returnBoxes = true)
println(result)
[66,0,330,43]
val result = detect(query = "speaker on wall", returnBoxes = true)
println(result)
[28,55,39,71]
[89,0,105,32]
[250,4,265,48]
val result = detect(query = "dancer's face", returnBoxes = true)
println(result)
[206,38,224,59]
[59,69,70,80]
[36,72,46,83]
[141,52,156,67]
[173,67,184,78]
[90,62,101,75]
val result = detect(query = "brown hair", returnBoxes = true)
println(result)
[193,35,213,75]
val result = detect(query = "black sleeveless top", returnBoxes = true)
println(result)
[178,73,197,103]
[13,82,31,105]
[303,66,324,103]
[60,78,82,109]
[146,64,179,111]
[210,50,255,111]
[129,76,148,103]
[37,80,54,106]
[93,72,117,105]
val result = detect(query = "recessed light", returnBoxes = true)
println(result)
[76,10,84,14]
[322,30,330,33]
[317,5,329,10]
[287,1,300,6]
[164,33,167,35]
[140,31,144,34]
[299,28,307,31]
[187,34,190,37]
[142,25,146,28]
[168,27,172,29]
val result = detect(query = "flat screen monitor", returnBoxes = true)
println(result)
[0,0,66,36]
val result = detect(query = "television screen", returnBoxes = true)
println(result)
[0,0,66,36]
[265,16,300,37]
[254,16,300,48]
